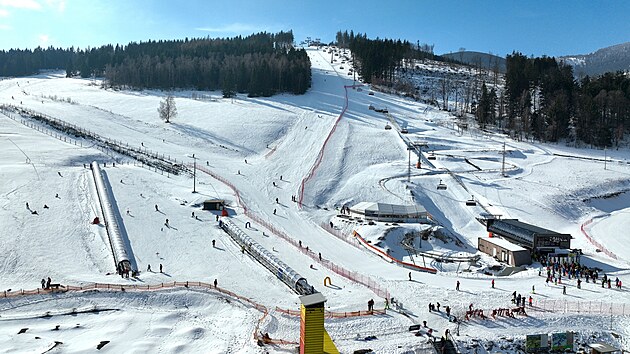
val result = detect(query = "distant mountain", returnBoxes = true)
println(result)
[559,42,630,78]
[441,51,506,73]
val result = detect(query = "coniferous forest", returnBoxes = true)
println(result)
[335,30,447,84]
[499,53,630,148]
[0,31,311,97]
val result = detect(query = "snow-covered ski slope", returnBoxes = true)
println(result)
[1,47,629,352]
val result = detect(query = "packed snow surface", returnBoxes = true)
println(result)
[1,48,629,353]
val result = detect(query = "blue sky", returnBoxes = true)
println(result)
[1,0,629,57]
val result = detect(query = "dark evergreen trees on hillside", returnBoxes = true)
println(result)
[0,31,311,96]
[476,83,497,129]
[348,34,412,83]
[335,31,458,85]
[500,52,630,147]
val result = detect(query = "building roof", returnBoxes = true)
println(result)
[300,292,327,307]
[479,237,527,252]
[495,219,566,236]
[350,202,426,215]
[204,199,225,203]
[587,342,620,353]
[487,219,571,248]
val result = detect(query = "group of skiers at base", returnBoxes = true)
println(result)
[542,259,623,290]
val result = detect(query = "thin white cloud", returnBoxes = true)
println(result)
[0,8,9,17]
[45,0,65,12]
[0,23,11,30]
[0,0,42,10]
[196,23,265,34]
[38,34,49,46]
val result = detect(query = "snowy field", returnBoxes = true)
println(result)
[1,47,629,353]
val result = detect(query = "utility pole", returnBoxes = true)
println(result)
[189,153,198,193]
[408,142,428,182]
[501,141,506,177]
[407,147,412,182]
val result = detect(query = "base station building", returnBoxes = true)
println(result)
[486,219,571,252]
[478,236,532,266]
[348,202,431,223]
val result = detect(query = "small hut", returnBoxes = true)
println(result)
[203,199,225,211]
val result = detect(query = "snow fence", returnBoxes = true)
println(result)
[580,218,618,260]
[194,164,391,300]
[353,231,437,274]
[298,85,360,208]
[91,161,132,274]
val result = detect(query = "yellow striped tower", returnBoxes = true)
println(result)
[299,293,339,354]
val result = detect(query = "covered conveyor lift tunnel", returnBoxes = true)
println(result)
[91,161,135,275]
[219,218,316,296]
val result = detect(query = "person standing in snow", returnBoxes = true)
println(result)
[491,279,495,288]
[155,204,159,212]
[456,280,460,291]
[41,278,46,289]
[408,272,412,281]
[214,279,218,288]
[563,285,566,295]
[46,277,51,289]
[147,264,151,272]
[159,264,163,273]
[212,240,216,248]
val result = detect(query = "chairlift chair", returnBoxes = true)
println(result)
[466,195,477,206]
[437,180,447,190]
[385,124,392,130]
[428,153,437,160]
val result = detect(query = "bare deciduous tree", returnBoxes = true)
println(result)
[158,94,177,123]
